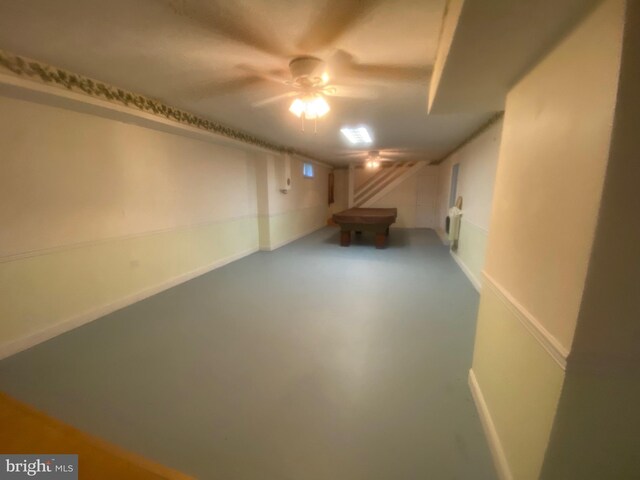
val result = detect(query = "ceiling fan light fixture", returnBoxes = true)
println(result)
[289,94,330,120]
[289,98,306,118]
[366,160,380,169]
[307,95,330,119]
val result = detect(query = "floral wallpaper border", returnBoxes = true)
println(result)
[0,49,319,160]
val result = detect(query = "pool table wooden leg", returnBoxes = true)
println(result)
[340,230,351,247]
[375,232,387,249]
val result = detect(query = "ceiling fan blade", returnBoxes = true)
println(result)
[167,0,288,58]
[330,49,430,84]
[324,84,379,99]
[379,151,411,157]
[349,63,431,83]
[337,149,427,162]
[380,153,427,161]
[382,149,428,156]
[189,76,266,99]
[236,65,291,86]
[252,91,298,108]
[298,0,381,51]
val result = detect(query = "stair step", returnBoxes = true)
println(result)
[354,167,400,200]
[357,161,427,207]
[354,163,412,201]
[356,165,413,205]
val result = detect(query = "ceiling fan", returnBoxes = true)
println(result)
[169,0,432,124]
[340,149,427,167]
[246,56,380,130]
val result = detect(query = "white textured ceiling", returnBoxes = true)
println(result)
[428,0,602,113]
[0,0,495,165]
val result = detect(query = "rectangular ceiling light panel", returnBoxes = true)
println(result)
[340,127,373,144]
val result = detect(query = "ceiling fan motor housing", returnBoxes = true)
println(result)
[289,56,326,87]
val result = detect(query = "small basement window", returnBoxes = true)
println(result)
[303,162,314,178]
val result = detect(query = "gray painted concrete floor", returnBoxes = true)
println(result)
[0,228,496,480]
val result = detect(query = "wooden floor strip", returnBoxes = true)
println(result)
[0,392,194,479]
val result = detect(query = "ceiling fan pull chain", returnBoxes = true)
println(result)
[314,117,317,135]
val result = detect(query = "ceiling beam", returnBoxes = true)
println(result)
[428,0,602,114]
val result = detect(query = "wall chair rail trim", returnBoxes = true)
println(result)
[0,214,260,264]
[482,271,569,369]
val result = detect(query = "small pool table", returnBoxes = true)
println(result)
[332,208,398,249]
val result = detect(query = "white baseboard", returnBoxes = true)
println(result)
[435,228,450,245]
[468,369,513,480]
[450,250,481,292]
[0,246,259,360]
[260,223,324,251]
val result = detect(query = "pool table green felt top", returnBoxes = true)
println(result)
[333,208,397,225]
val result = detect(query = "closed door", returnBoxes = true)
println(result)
[415,172,437,228]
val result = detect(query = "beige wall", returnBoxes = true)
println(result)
[267,156,329,216]
[541,0,640,477]
[436,118,503,233]
[483,0,622,351]
[471,1,626,478]
[334,163,439,228]
[257,153,329,251]
[370,166,438,228]
[0,94,266,357]
[436,118,503,287]
[0,96,259,258]
[0,90,330,356]
[353,166,377,190]
[371,175,418,228]
[329,168,348,214]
